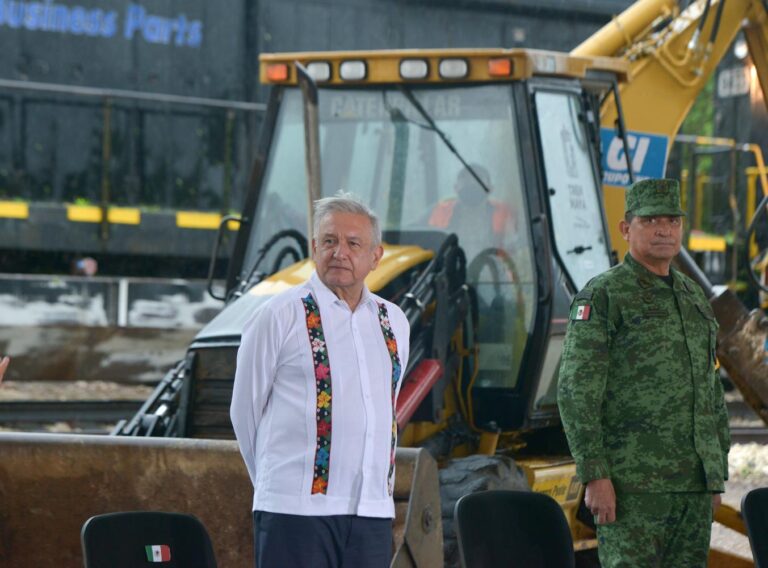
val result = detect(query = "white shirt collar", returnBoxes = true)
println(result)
[309,271,375,310]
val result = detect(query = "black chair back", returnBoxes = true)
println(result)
[743,487,768,568]
[81,511,217,568]
[454,489,575,568]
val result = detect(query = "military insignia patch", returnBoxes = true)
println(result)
[571,304,591,321]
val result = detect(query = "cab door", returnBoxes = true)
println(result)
[526,82,614,426]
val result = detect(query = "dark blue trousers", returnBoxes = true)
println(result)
[253,511,393,568]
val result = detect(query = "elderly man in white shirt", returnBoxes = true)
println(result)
[231,193,410,568]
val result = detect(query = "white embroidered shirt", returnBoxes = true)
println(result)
[230,272,410,518]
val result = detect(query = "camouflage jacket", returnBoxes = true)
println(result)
[557,253,730,493]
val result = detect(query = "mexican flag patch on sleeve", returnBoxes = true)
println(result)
[145,544,171,562]
[570,304,591,321]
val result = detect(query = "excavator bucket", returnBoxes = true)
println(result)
[0,432,253,567]
[0,432,442,568]
[712,291,768,425]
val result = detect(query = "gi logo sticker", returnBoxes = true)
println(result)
[600,128,669,187]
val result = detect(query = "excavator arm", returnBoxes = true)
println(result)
[576,0,768,136]
[575,0,768,245]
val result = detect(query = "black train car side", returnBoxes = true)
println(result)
[0,0,630,276]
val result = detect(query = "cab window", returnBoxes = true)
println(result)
[535,91,611,290]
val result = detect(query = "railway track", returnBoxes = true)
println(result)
[1,386,766,440]
[731,427,768,444]
[0,399,143,433]
[725,397,768,443]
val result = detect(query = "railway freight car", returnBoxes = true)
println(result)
[0,0,631,277]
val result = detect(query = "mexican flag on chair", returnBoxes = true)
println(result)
[145,544,171,562]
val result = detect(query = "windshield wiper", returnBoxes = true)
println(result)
[398,86,490,194]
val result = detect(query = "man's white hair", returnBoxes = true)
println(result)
[313,191,382,248]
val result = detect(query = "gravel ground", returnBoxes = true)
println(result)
[713,444,768,561]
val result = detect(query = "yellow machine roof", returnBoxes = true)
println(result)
[259,48,630,85]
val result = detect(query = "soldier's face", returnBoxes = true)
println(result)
[620,215,683,265]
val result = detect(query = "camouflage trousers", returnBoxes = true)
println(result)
[596,492,713,568]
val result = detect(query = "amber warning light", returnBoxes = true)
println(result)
[488,58,512,77]
[266,63,289,82]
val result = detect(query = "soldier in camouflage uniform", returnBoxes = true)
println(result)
[557,178,730,567]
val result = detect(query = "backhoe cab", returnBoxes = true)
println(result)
[120,49,629,441]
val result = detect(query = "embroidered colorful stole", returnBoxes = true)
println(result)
[302,293,332,495]
[377,302,402,495]
[301,293,402,496]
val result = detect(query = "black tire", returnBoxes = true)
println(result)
[439,455,530,568]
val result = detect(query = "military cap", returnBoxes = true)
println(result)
[625,178,686,217]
